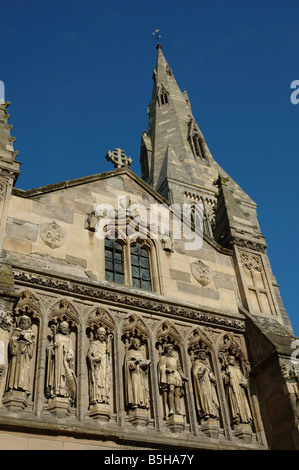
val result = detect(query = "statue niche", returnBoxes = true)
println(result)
[45,314,77,417]
[3,314,36,411]
[156,321,188,433]
[220,353,252,427]
[122,315,151,426]
[86,320,113,421]
[87,327,112,406]
[192,348,219,422]
[3,290,41,412]
[187,326,221,438]
[124,337,151,411]
[218,333,253,442]
[158,342,189,419]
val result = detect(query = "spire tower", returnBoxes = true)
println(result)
[140,44,216,207]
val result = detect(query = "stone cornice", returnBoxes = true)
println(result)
[12,167,169,206]
[12,266,245,332]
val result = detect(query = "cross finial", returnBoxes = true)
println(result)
[153,29,162,48]
[106,148,132,169]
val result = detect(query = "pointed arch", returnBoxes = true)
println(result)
[216,331,248,370]
[14,289,42,320]
[187,118,209,163]
[155,320,183,356]
[187,326,214,364]
[86,306,115,340]
[48,298,80,328]
[157,82,169,106]
[121,314,149,349]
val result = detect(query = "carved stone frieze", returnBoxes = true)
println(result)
[13,269,245,331]
[233,236,267,253]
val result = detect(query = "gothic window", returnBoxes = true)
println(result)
[192,133,203,158]
[157,83,169,106]
[166,65,173,77]
[160,91,168,105]
[104,238,153,292]
[105,239,125,284]
[130,242,152,291]
[188,119,209,164]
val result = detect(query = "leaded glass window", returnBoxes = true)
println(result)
[130,243,152,291]
[105,239,125,284]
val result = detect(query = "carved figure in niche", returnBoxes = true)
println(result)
[6,315,35,395]
[158,343,188,417]
[87,327,112,405]
[192,349,219,421]
[124,337,151,410]
[45,321,77,404]
[222,355,252,425]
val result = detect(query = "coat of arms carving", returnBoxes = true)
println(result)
[40,222,65,249]
[191,260,212,287]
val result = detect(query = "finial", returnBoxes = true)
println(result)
[106,148,132,169]
[153,29,162,49]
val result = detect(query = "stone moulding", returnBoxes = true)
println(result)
[0,413,262,451]
[12,268,245,331]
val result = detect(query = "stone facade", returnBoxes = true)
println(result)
[0,45,297,451]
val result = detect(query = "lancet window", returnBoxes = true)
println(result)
[105,237,153,292]
[157,83,169,106]
[130,242,152,291]
[105,239,125,284]
[188,118,209,163]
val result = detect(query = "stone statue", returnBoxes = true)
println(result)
[6,315,35,395]
[192,349,219,421]
[46,321,77,403]
[87,327,111,405]
[124,337,151,410]
[222,355,252,425]
[158,343,188,417]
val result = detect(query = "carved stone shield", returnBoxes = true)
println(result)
[40,222,65,249]
[191,260,212,287]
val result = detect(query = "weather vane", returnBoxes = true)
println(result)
[153,29,162,47]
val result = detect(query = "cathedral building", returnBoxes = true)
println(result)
[0,43,298,450]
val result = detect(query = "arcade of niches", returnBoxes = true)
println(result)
[0,280,267,450]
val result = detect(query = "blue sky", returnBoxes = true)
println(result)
[1,0,298,335]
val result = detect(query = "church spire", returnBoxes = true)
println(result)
[139,42,264,249]
[140,42,214,205]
